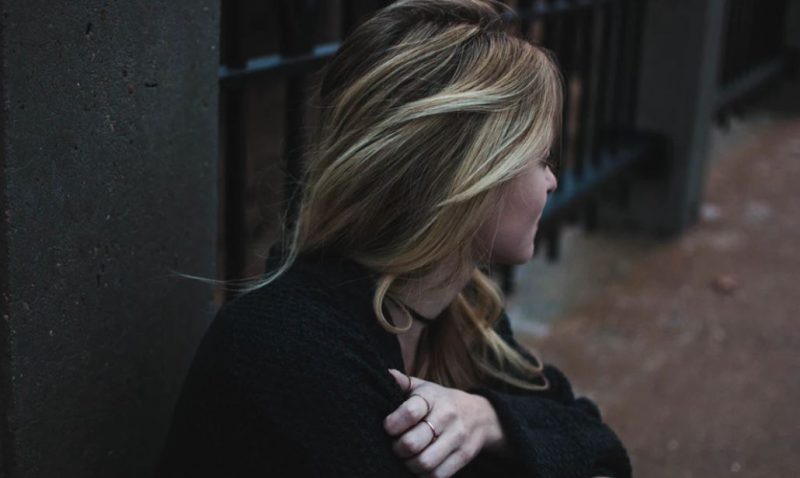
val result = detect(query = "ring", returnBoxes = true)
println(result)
[405,375,412,393]
[422,419,439,442]
[409,393,431,416]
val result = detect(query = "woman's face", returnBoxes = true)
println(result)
[472,153,558,265]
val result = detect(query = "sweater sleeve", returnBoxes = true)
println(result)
[466,311,632,478]
[222,301,417,478]
[157,295,420,478]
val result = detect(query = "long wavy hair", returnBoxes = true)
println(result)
[213,0,563,392]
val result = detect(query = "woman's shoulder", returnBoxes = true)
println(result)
[240,244,377,320]
[217,268,343,328]
[160,261,405,477]
[197,257,380,368]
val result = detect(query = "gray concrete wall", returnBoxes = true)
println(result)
[0,1,219,476]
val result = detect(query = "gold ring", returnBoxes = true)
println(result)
[409,393,431,416]
[422,419,439,442]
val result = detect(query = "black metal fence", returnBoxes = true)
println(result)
[717,0,793,114]
[218,0,395,297]
[218,0,666,299]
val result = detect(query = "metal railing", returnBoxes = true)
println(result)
[717,0,792,113]
[218,0,666,298]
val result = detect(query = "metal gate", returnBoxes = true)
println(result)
[218,0,666,299]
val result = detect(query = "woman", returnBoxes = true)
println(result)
[157,0,631,476]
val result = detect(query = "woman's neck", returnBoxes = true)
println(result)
[387,257,475,374]
[394,256,474,321]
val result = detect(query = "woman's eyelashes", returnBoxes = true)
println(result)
[539,151,554,168]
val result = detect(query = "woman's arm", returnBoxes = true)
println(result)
[228,314,420,477]
[378,310,632,478]
[465,311,633,478]
[159,300,419,477]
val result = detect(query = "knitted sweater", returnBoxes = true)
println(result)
[156,246,632,477]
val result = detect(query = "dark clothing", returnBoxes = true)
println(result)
[156,247,632,477]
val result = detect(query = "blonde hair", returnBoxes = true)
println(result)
[204,0,563,392]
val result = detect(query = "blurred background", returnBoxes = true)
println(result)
[0,0,798,476]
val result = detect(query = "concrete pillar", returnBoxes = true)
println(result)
[788,0,800,51]
[0,1,219,476]
[603,0,727,236]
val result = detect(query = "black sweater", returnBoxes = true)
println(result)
[156,247,632,477]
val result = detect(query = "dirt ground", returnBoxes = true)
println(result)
[508,78,800,477]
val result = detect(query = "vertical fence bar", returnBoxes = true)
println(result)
[517,0,535,39]
[277,1,320,227]
[542,0,568,172]
[573,4,596,180]
[608,0,625,152]
[574,4,599,232]
[720,0,734,85]
[540,1,575,261]
[342,0,358,40]
[730,0,745,81]
[586,1,606,164]
[561,4,579,172]
[221,0,248,291]
[608,0,629,151]
[591,0,613,165]
[621,0,644,127]
[342,0,376,38]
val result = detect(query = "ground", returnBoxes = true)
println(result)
[507,77,800,477]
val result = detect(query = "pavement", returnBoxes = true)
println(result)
[506,77,800,477]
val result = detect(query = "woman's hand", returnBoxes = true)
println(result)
[383,368,506,478]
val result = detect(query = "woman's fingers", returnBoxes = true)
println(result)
[419,447,471,478]
[392,416,442,459]
[382,372,480,477]
[387,368,426,393]
[403,426,458,474]
[384,394,431,436]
